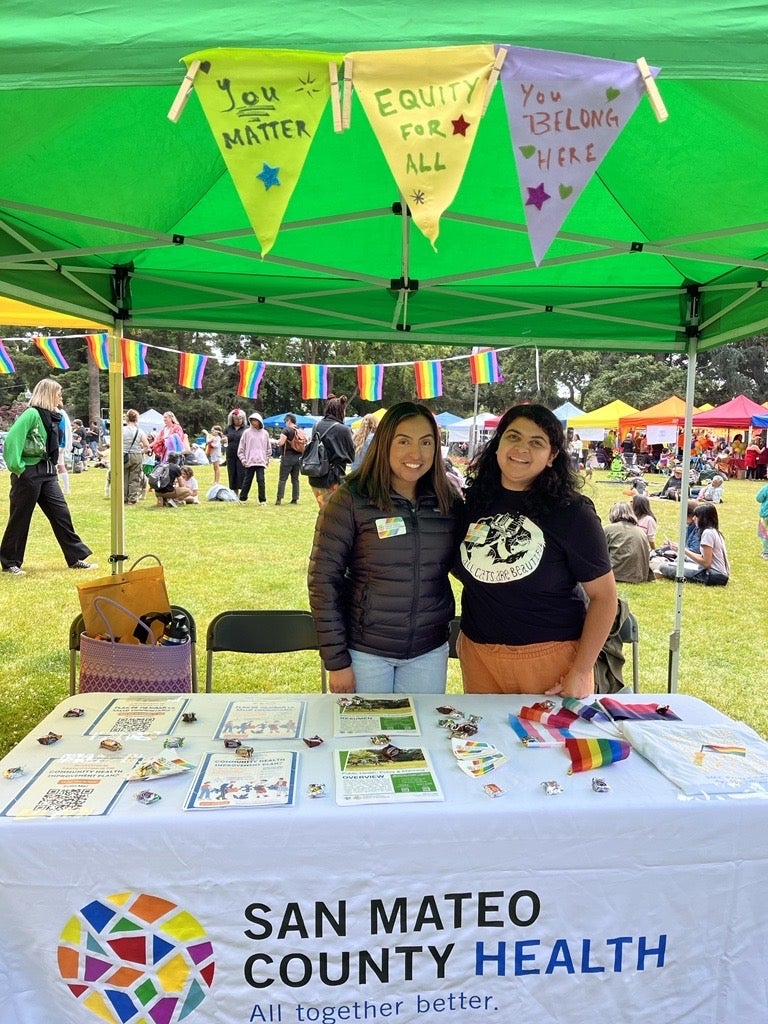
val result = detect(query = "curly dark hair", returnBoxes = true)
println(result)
[464,404,582,516]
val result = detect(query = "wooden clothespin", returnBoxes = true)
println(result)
[341,57,354,131]
[167,59,204,123]
[636,57,668,123]
[329,62,343,133]
[481,47,508,116]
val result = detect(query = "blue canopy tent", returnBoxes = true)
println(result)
[261,412,318,429]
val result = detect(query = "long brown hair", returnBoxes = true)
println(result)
[353,402,454,513]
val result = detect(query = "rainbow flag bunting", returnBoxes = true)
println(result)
[237,359,265,400]
[469,349,502,385]
[414,360,442,400]
[301,364,329,400]
[86,332,109,371]
[0,341,15,374]
[565,737,630,774]
[33,335,69,370]
[357,364,384,402]
[178,351,208,390]
[121,339,149,378]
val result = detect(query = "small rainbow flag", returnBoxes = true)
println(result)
[564,737,631,774]
[85,332,109,371]
[301,364,328,400]
[414,360,442,399]
[469,349,502,385]
[237,359,265,399]
[0,341,15,374]
[122,338,148,377]
[599,698,681,722]
[33,335,69,370]
[179,351,208,390]
[357,364,384,402]
[519,702,579,730]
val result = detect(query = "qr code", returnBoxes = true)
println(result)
[33,787,92,814]
[110,716,155,733]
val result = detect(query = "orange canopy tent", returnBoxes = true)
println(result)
[618,396,695,435]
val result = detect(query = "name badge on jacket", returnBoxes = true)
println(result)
[375,517,406,539]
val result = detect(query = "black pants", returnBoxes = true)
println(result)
[276,456,300,502]
[239,465,266,503]
[0,462,91,569]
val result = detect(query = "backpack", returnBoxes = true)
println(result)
[148,462,172,492]
[300,425,334,477]
[288,427,307,454]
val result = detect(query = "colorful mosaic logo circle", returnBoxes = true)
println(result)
[57,892,215,1024]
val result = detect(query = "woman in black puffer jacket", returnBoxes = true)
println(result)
[308,402,462,694]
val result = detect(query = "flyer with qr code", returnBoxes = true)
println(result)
[0,757,136,818]
[85,697,190,737]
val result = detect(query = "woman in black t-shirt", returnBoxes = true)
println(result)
[455,404,617,698]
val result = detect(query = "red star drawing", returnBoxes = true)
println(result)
[525,182,551,211]
[451,114,470,137]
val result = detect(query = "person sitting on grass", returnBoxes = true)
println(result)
[180,465,199,504]
[153,452,191,508]
[653,465,684,500]
[602,502,654,583]
[692,474,725,505]
[653,502,730,586]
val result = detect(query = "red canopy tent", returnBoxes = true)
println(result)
[691,394,767,429]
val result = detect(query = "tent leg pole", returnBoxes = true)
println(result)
[667,319,699,691]
[107,322,126,574]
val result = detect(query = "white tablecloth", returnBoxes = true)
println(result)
[0,691,766,1024]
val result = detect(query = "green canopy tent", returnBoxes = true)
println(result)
[1,1,768,688]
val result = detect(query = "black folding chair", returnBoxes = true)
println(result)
[205,610,327,693]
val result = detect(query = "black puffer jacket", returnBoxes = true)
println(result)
[308,478,461,671]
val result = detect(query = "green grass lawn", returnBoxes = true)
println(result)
[0,461,766,758]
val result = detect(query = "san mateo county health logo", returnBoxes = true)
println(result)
[57,892,215,1023]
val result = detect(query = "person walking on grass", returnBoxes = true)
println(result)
[0,378,97,576]
[237,412,270,505]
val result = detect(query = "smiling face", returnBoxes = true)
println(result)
[388,415,436,500]
[496,416,555,491]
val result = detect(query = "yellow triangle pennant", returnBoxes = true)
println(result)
[348,45,496,247]
[183,48,342,255]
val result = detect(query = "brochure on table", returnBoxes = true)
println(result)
[333,695,421,737]
[184,750,298,810]
[86,697,189,737]
[214,699,306,741]
[335,746,443,806]
[1,756,136,818]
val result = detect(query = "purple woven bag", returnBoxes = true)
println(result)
[79,597,192,694]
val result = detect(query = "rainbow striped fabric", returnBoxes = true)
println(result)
[414,360,442,399]
[122,339,148,377]
[469,349,501,385]
[0,340,15,374]
[301,364,328,400]
[508,714,574,745]
[33,335,69,370]
[357,364,384,402]
[237,359,265,399]
[519,703,579,730]
[564,737,631,774]
[178,352,208,390]
[85,333,109,370]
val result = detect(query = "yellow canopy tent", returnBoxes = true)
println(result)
[568,400,638,435]
[0,298,109,329]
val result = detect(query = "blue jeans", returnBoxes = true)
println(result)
[349,643,449,694]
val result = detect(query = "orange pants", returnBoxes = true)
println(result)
[457,631,588,694]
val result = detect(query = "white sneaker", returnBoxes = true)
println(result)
[4,565,25,576]
[70,560,99,570]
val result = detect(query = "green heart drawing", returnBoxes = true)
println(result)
[559,184,573,199]
[519,145,536,159]
[606,87,621,101]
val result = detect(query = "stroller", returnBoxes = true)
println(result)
[71,439,86,473]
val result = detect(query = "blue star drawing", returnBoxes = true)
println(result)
[257,163,281,190]
[525,182,551,211]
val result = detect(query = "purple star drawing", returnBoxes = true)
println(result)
[257,163,281,190]
[525,182,551,211]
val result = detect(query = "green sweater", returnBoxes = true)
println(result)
[3,407,47,476]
